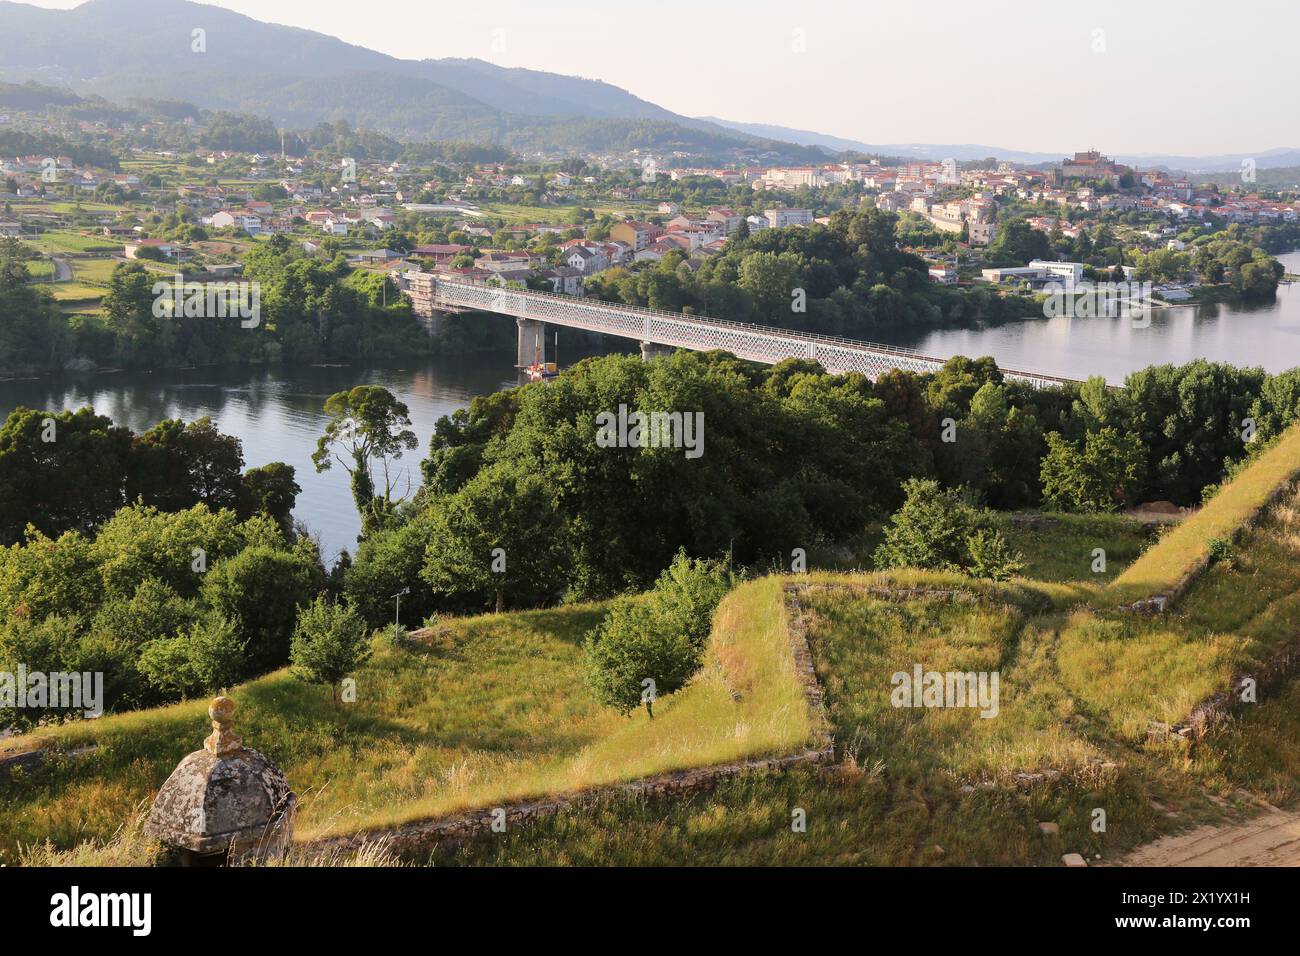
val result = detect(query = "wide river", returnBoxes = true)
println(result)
[3,250,1298,560]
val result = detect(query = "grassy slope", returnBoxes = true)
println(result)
[1107,423,1300,605]
[448,473,1300,866]
[0,584,812,862]
[1059,482,1300,743]
[10,454,1300,866]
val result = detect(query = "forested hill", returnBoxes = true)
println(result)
[0,0,824,160]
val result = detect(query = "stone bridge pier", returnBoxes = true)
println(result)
[517,316,546,368]
[640,340,674,362]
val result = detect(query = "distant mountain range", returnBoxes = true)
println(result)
[0,0,1293,173]
[0,0,824,160]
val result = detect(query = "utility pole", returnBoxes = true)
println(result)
[391,587,410,639]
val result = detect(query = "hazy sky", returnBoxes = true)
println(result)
[25,0,1300,154]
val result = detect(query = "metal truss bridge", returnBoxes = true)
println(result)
[429,278,1085,388]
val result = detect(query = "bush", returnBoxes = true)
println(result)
[1207,535,1236,567]
[964,528,1025,581]
[1040,428,1145,513]
[647,550,733,654]
[583,550,732,717]
[583,600,699,718]
[344,512,436,627]
[200,544,322,674]
[290,597,373,702]
[873,478,983,572]
[137,613,245,699]
[0,613,135,731]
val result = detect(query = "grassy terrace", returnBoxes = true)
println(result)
[8,428,1300,866]
[1106,423,1300,606]
[1059,482,1300,743]
[0,584,813,862]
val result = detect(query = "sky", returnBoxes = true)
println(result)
[21,0,1300,155]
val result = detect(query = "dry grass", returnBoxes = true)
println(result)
[0,584,814,860]
[1107,422,1300,606]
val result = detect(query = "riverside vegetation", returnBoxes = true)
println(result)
[4,346,1300,864]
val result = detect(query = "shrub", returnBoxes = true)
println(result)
[873,478,983,572]
[583,599,699,718]
[964,528,1025,581]
[200,545,322,674]
[1040,428,1145,513]
[344,512,436,627]
[290,597,373,702]
[1207,535,1235,567]
[583,550,732,717]
[137,613,245,699]
[648,550,733,654]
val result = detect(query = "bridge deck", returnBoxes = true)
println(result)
[430,277,1086,388]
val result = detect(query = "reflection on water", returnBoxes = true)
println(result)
[0,356,519,563]
[878,250,1300,384]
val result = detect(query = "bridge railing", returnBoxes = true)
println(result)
[431,277,1088,388]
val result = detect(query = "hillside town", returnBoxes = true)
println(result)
[7,142,1296,323]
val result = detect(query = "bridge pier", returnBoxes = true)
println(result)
[517,317,546,368]
[640,340,674,362]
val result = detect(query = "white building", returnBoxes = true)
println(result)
[765,207,814,229]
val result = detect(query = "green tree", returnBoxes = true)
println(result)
[1039,427,1145,512]
[127,417,245,514]
[200,544,322,675]
[137,612,245,700]
[421,462,568,612]
[0,407,133,544]
[238,462,301,533]
[313,386,418,535]
[873,478,983,572]
[964,528,1025,581]
[583,598,699,718]
[290,596,372,703]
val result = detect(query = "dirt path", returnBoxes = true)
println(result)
[1119,807,1300,866]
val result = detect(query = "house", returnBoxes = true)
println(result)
[352,249,405,264]
[475,251,535,273]
[539,266,585,296]
[412,243,471,265]
[564,246,609,274]
[609,220,665,251]
[706,207,743,235]
[928,265,958,285]
[968,221,997,246]
[124,239,182,260]
[0,219,20,237]
[210,210,262,234]
[765,208,814,229]
[657,201,681,216]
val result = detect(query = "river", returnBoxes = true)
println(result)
[3,250,1298,559]
[877,249,1300,383]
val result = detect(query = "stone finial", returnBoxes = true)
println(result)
[145,694,296,863]
[204,695,243,756]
